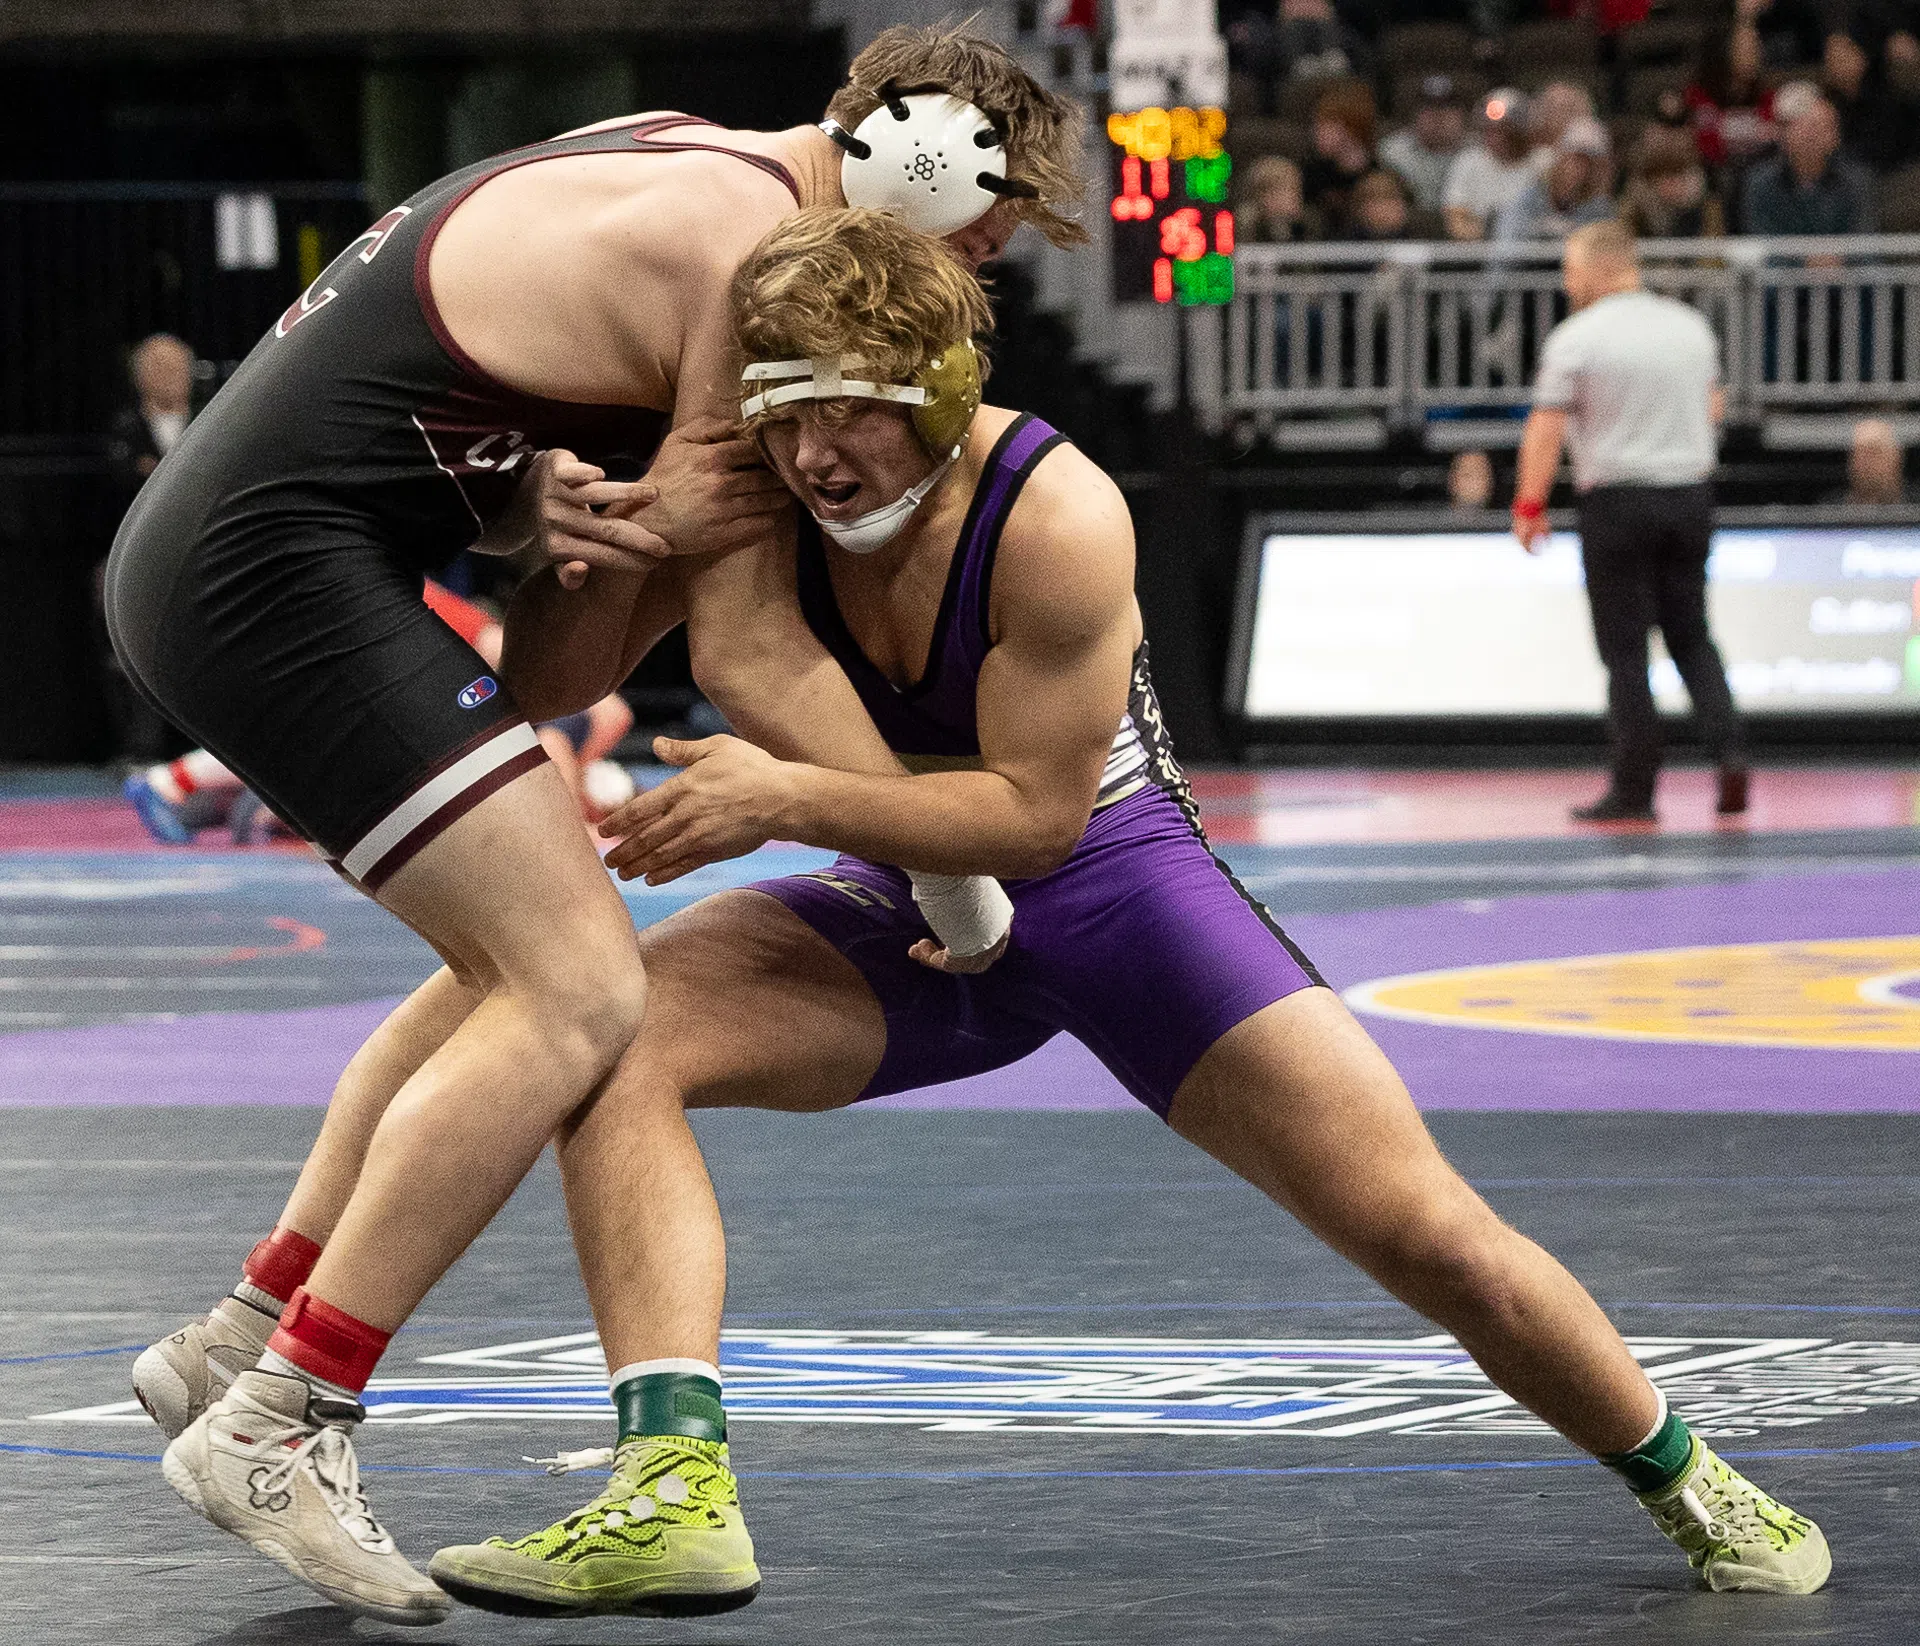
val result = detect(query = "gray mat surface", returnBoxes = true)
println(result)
[3,1105,1914,1645]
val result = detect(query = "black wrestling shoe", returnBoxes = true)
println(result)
[1716,765,1750,816]
[1571,791,1657,824]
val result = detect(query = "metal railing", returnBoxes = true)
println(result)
[1197,235,1920,440]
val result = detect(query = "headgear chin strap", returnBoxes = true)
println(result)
[821,85,1038,237]
[740,338,982,461]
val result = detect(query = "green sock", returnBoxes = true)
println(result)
[1600,1396,1695,1494]
[611,1362,727,1446]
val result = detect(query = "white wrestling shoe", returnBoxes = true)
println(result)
[132,1296,277,1439]
[162,1368,449,1626]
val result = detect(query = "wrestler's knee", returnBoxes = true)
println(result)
[507,917,650,1076]
[1349,1192,1524,1324]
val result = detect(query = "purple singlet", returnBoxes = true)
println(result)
[752,414,1323,1118]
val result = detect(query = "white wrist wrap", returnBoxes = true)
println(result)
[908,871,1013,959]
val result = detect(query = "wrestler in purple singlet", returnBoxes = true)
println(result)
[751,413,1325,1118]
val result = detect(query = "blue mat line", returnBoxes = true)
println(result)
[0,1345,147,1366]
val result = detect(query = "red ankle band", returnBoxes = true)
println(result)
[242,1227,323,1308]
[267,1287,391,1394]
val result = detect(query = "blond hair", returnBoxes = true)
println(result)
[1567,217,1638,271]
[731,207,994,421]
[827,22,1089,248]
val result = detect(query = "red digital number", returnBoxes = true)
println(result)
[1110,154,1154,222]
[1152,257,1173,303]
[1214,209,1236,256]
[1159,207,1207,262]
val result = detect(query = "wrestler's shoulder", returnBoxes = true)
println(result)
[993,419,1134,633]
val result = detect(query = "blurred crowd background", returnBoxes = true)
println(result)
[2,0,1918,776]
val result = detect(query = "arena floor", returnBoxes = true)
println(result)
[2,763,1916,1645]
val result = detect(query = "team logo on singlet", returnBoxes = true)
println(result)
[457,676,498,710]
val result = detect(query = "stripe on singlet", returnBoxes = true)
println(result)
[341,720,544,890]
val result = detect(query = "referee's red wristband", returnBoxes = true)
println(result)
[1512,498,1546,521]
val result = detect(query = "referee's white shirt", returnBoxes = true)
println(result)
[1531,288,1720,493]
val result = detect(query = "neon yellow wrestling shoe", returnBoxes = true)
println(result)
[429,1435,760,1618]
[1638,1436,1831,1594]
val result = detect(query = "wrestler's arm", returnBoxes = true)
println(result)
[604,448,1137,882]
[665,288,908,777]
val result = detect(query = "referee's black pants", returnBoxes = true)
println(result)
[1577,481,1744,804]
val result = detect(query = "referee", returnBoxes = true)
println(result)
[1512,220,1747,822]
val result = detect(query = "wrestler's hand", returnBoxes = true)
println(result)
[907,932,1011,975]
[599,734,793,884]
[627,416,791,558]
[505,448,668,589]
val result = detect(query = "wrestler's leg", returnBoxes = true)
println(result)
[1167,986,1654,1453]
[1167,986,1830,1591]
[428,891,881,1615]
[555,890,885,1371]
[303,758,650,1331]
[277,964,483,1242]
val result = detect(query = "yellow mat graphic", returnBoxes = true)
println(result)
[1345,936,1920,1050]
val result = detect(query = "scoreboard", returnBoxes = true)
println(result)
[1106,105,1234,307]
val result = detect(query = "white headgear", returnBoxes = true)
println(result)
[822,85,1037,237]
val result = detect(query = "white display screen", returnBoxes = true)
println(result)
[1236,525,1920,719]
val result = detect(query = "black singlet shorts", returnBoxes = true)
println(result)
[103,116,797,890]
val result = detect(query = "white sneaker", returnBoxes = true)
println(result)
[132,1297,277,1439]
[162,1368,449,1626]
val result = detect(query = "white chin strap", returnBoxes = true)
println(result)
[740,357,925,422]
[816,457,954,556]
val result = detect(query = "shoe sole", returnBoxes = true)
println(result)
[433,1567,760,1620]
[131,1347,196,1440]
[163,1440,450,1626]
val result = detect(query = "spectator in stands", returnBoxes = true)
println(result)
[107,333,196,483]
[1443,88,1538,240]
[1528,80,1598,161]
[1346,166,1445,240]
[1448,449,1495,512]
[1741,87,1876,236]
[1684,17,1777,171]
[1741,0,1830,74]
[1226,0,1374,112]
[1837,417,1913,503]
[1380,74,1468,212]
[1241,154,1318,242]
[1821,20,1920,172]
[1619,125,1725,239]
[1495,116,1615,242]
[1303,79,1378,231]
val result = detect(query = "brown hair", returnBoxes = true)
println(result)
[827,22,1089,247]
[1313,79,1378,151]
[731,207,995,421]
[1352,168,1409,209]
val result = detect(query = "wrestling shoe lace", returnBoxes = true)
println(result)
[528,1446,616,1476]
[253,1420,394,1554]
